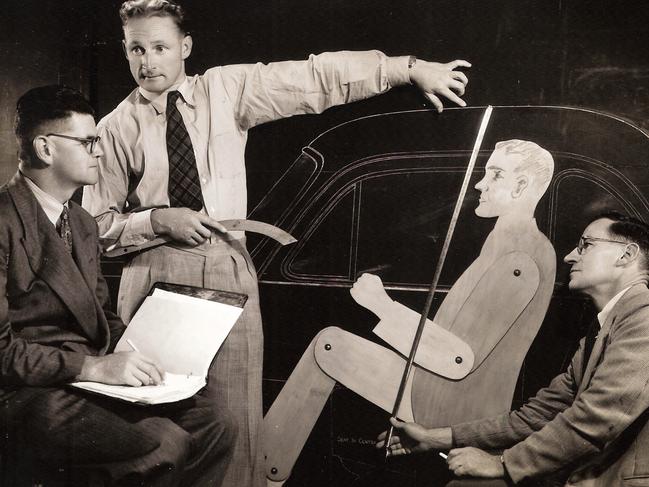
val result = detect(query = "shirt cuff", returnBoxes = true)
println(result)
[386,55,412,87]
[121,209,156,245]
[140,209,157,239]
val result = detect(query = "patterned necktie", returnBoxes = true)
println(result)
[57,205,73,253]
[166,90,204,211]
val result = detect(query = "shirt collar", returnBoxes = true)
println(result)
[21,172,67,225]
[137,75,195,115]
[597,286,631,328]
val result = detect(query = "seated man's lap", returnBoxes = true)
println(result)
[3,387,229,468]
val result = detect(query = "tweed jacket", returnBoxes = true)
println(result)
[0,172,124,399]
[452,283,649,486]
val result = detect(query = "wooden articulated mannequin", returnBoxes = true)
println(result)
[263,139,557,485]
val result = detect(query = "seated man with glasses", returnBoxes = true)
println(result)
[379,211,649,487]
[0,85,236,486]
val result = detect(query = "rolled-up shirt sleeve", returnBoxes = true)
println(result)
[220,50,411,130]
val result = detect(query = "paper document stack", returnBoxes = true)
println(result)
[71,283,247,404]
[72,373,208,404]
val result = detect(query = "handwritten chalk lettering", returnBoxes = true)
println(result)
[335,435,377,446]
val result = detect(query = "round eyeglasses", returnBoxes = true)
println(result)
[45,133,101,153]
[576,236,628,255]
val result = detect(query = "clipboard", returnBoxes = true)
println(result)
[70,282,247,404]
[148,281,248,308]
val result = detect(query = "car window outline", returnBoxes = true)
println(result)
[271,155,648,290]
[280,159,486,288]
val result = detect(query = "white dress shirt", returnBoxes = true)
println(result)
[82,51,411,248]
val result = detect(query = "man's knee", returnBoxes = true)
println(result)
[187,395,238,458]
[150,419,193,468]
[224,408,239,447]
[207,406,238,457]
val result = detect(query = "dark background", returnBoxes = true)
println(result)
[2,1,649,485]
[3,0,649,193]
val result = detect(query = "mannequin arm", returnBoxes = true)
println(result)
[354,251,540,377]
[351,273,473,379]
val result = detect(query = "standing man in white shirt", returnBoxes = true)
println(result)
[82,1,471,484]
[378,212,649,487]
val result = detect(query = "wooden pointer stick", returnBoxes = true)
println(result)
[384,106,493,458]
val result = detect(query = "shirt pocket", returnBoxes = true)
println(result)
[209,130,247,179]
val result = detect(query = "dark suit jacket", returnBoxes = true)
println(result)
[0,172,124,402]
[452,283,649,486]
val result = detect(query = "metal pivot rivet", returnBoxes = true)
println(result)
[324,343,332,351]
[271,467,278,474]
[455,356,463,364]
[513,269,521,277]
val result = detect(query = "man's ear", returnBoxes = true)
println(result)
[32,136,54,167]
[511,175,529,199]
[122,39,128,60]
[181,34,193,60]
[618,242,641,266]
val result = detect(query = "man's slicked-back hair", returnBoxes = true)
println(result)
[119,0,188,34]
[14,85,94,164]
[597,211,649,270]
[495,139,554,193]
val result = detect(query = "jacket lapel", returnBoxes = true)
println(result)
[8,175,100,343]
[69,203,97,291]
[69,202,111,350]
[577,322,609,395]
[577,284,645,394]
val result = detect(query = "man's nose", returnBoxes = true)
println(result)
[142,52,152,68]
[564,247,579,264]
[474,178,486,191]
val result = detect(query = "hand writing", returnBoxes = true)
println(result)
[78,351,165,387]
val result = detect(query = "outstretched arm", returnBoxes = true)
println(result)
[219,51,470,130]
[377,418,506,478]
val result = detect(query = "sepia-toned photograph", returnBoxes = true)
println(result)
[2,1,649,486]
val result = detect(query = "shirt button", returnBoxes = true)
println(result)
[201,178,207,184]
